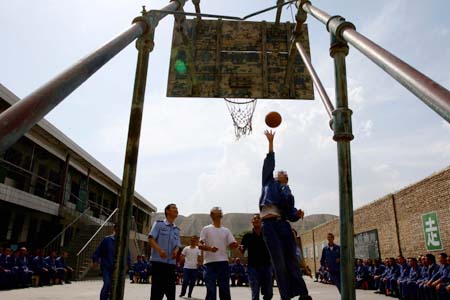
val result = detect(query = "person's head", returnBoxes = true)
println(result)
[137,255,142,262]
[251,213,262,229]
[357,259,363,265]
[366,258,373,266]
[61,250,69,259]
[235,257,241,264]
[408,257,418,267]
[327,233,335,245]
[165,203,178,219]
[397,255,406,265]
[190,235,199,247]
[425,254,436,266]
[276,170,289,185]
[438,253,448,265]
[19,247,27,256]
[3,248,11,256]
[389,257,396,266]
[210,207,223,223]
[50,250,57,258]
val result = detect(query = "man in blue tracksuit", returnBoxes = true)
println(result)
[92,225,130,300]
[320,233,341,292]
[259,130,311,300]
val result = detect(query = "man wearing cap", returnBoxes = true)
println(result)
[148,203,182,300]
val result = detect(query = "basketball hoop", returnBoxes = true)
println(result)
[224,98,257,139]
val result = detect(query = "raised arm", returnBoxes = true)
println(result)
[262,130,276,185]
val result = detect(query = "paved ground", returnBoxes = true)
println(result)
[0,277,389,300]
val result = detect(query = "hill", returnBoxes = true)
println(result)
[150,212,337,236]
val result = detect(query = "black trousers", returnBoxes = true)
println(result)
[150,262,176,300]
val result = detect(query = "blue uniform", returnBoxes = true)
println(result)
[320,244,341,292]
[92,234,130,300]
[149,220,181,265]
[259,152,309,300]
[149,219,181,300]
[230,263,247,286]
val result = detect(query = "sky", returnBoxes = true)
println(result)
[1,0,449,216]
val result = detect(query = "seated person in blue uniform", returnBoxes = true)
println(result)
[56,250,73,284]
[31,249,49,286]
[355,259,370,289]
[131,255,148,283]
[45,250,64,284]
[437,256,450,300]
[400,257,421,300]
[423,253,449,300]
[388,255,409,297]
[417,253,439,299]
[230,258,247,287]
[0,247,14,289]
[15,247,33,287]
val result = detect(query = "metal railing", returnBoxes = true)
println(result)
[75,207,118,280]
[43,206,91,253]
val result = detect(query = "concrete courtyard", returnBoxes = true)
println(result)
[0,277,390,300]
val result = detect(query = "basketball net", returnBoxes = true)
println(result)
[224,98,257,140]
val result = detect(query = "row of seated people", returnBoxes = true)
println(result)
[0,246,73,290]
[128,255,249,287]
[354,253,450,300]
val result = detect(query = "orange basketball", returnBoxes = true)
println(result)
[265,111,282,128]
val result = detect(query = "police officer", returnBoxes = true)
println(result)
[259,130,311,300]
[320,233,340,292]
[148,203,181,300]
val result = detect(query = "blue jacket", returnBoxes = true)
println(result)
[92,234,131,271]
[259,152,299,222]
[231,263,245,275]
[407,265,421,282]
[320,244,340,274]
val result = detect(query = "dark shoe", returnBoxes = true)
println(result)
[179,294,185,298]
[299,295,312,300]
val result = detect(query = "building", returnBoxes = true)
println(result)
[0,83,156,279]
[300,166,450,273]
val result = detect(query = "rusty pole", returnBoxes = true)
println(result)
[329,16,356,300]
[301,1,450,123]
[111,1,186,300]
[0,24,146,153]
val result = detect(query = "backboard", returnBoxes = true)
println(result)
[167,19,314,100]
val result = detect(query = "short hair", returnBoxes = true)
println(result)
[426,254,436,264]
[164,203,177,217]
[277,170,289,181]
[327,233,334,238]
[210,206,223,217]
[439,253,448,259]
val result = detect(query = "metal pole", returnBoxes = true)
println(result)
[111,1,186,300]
[275,0,285,25]
[0,23,146,153]
[295,41,334,120]
[329,21,356,300]
[301,1,450,123]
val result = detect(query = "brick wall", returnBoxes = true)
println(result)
[300,166,450,270]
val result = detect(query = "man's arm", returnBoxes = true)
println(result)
[148,236,167,258]
[262,130,275,186]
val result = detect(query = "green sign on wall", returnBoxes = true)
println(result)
[422,211,443,251]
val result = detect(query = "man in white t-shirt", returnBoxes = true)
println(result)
[199,207,238,300]
[179,235,202,298]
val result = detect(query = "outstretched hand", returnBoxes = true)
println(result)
[264,130,275,142]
